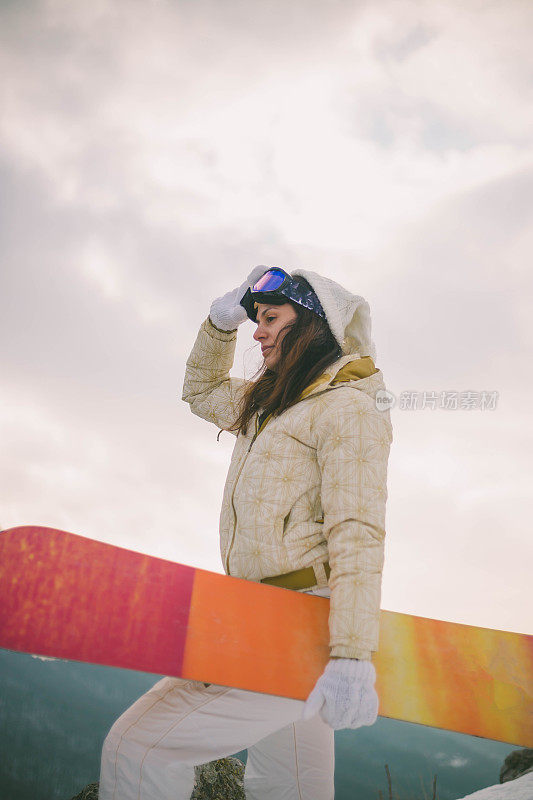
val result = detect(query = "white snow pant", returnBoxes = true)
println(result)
[99,587,335,800]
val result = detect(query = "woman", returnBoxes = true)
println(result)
[99,266,393,800]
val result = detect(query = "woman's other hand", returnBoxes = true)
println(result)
[301,658,379,730]
[209,265,267,331]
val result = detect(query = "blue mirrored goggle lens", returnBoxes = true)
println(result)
[252,268,287,292]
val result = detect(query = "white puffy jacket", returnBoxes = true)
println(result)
[182,305,393,661]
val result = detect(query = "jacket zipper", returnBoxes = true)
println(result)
[225,415,259,574]
[224,385,345,575]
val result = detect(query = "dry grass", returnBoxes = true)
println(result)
[377,763,439,800]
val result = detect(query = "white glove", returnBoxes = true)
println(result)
[301,658,379,730]
[209,265,268,331]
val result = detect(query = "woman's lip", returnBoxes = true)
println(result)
[262,347,273,354]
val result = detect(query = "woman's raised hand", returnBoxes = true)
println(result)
[301,658,379,730]
[209,265,268,331]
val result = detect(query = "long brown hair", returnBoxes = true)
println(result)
[229,285,342,437]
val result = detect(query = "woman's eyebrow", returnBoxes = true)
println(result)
[257,306,276,319]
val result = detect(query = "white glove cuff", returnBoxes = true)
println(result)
[328,658,375,682]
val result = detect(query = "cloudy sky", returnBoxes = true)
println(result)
[1,0,531,635]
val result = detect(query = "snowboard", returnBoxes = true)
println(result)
[1,526,531,747]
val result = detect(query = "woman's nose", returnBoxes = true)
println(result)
[253,326,265,342]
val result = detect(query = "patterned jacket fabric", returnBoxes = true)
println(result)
[182,316,393,660]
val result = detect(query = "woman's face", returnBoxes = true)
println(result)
[253,301,298,369]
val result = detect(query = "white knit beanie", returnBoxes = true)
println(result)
[291,268,377,361]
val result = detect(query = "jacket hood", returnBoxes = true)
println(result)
[291,268,376,361]
[298,354,384,402]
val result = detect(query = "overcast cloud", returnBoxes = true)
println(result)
[1,0,532,635]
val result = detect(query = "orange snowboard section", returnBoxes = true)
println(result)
[1,526,532,747]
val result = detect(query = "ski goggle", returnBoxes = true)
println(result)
[240,267,326,323]
[251,267,291,293]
